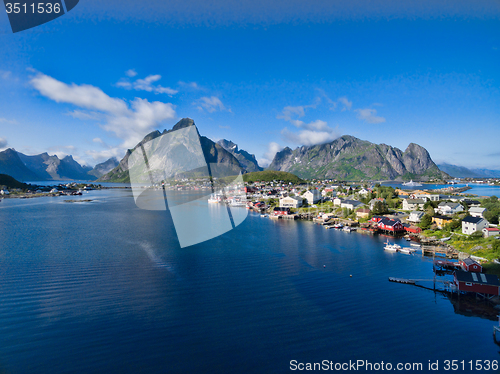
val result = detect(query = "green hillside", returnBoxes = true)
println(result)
[243,170,303,184]
[0,174,30,189]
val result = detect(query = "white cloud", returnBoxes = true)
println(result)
[31,72,177,150]
[87,137,124,163]
[0,137,8,149]
[0,118,18,124]
[195,96,231,113]
[282,127,341,146]
[277,103,341,147]
[0,71,11,80]
[179,81,201,90]
[277,99,320,122]
[125,69,138,77]
[32,73,129,114]
[117,74,178,95]
[67,110,102,121]
[338,96,352,111]
[259,142,283,167]
[355,108,386,124]
[86,148,124,162]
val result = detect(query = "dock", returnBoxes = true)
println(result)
[269,214,298,220]
[388,277,416,284]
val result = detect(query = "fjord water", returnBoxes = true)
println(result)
[1,189,499,373]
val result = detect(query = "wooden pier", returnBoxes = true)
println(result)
[389,277,416,284]
[269,214,298,220]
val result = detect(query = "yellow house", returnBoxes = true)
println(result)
[411,190,431,196]
[432,215,453,229]
[395,189,410,196]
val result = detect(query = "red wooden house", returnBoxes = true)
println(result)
[370,216,384,223]
[460,257,483,273]
[454,270,499,296]
[377,217,404,232]
[273,207,291,216]
[402,223,422,234]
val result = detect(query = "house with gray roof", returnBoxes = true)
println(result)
[462,216,489,235]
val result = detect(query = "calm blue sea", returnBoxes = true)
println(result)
[0,189,499,373]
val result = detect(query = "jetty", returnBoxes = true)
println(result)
[269,214,298,220]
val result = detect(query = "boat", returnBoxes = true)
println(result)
[384,240,401,252]
[208,194,221,203]
[410,243,421,247]
[398,247,412,255]
[402,180,422,187]
[260,214,268,218]
[343,226,353,232]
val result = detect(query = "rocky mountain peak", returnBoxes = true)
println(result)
[268,135,448,181]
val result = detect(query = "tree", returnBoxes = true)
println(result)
[484,210,499,225]
[342,208,352,218]
[424,205,435,217]
[419,214,433,230]
[372,201,388,215]
[444,218,462,231]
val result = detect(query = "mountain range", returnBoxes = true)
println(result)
[268,135,449,181]
[2,117,478,183]
[216,139,262,173]
[437,163,500,179]
[0,148,118,182]
[99,118,244,182]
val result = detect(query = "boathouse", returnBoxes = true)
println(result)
[377,218,404,233]
[454,270,500,296]
[459,257,483,273]
[402,223,422,234]
[273,207,291,215]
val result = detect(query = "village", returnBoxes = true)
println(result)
[242,177,500,305]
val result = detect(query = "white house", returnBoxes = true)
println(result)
[407,211,425,223]
[341,199,364,211]
[483,227,500,238]
[462,216,489,235]
[358,188,371,197]
[369,198,386,210]
[321,188,336,197]
[333,197,343,206]
[279,196,303,208]
[436,202,464,215]
[0,190,9,195]
[402,198,426,211]
[469,207,487,218]
[411,194,430,201]
[303,189,321,205]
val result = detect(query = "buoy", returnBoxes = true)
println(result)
[323,265,326,268]
[350,274,352,277]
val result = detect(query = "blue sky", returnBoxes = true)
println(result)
[0,0,499,170]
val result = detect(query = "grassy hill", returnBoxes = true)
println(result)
[243,170,303,184]
[0,174,29,189]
